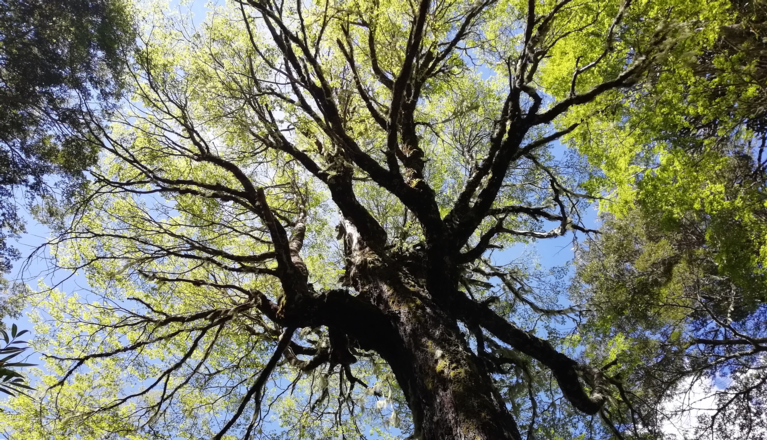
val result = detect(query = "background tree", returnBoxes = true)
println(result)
[0,0,742,439]
[0,0,134,406]
[0,0,134,280]
[570,0,767,437]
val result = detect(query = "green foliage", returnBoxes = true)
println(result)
[0,324,34,397]
[0,0,135,274]
[571,0,767,436]
[4,0,766,438]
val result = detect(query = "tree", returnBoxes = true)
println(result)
[570,0,767,437]
[0,0,135,409]
[0,0,134,276]
[0,0,737,439]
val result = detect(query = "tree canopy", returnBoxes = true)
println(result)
[572,0,767,436]
[1,0,765,439]
[0,0,134,276]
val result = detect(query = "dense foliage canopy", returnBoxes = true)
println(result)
[1,0,765,439]
[573,0,767,436]
[0,0,134,275]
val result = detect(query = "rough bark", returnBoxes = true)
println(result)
[378,287,523,440]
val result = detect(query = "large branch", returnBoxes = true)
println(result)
[364,22,395,90]
[535,57,648,126]
[243,96,390,249]
[442,0,654,254]
[336,35,388,130]
[458,297,607,415]
[248,1,445,246]
[385,0,431,165]
[445,68,642,253]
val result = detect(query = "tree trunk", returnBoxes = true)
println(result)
[384,300,523,440]
[332,221,522,439]
[353,278,521,439]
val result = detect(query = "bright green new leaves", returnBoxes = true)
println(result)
[571,0,767,331]
[569,2,767,436]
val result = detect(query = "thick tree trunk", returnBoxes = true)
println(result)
[332,221,522,439]
[384,302,523,440]
[355,278,522,440]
